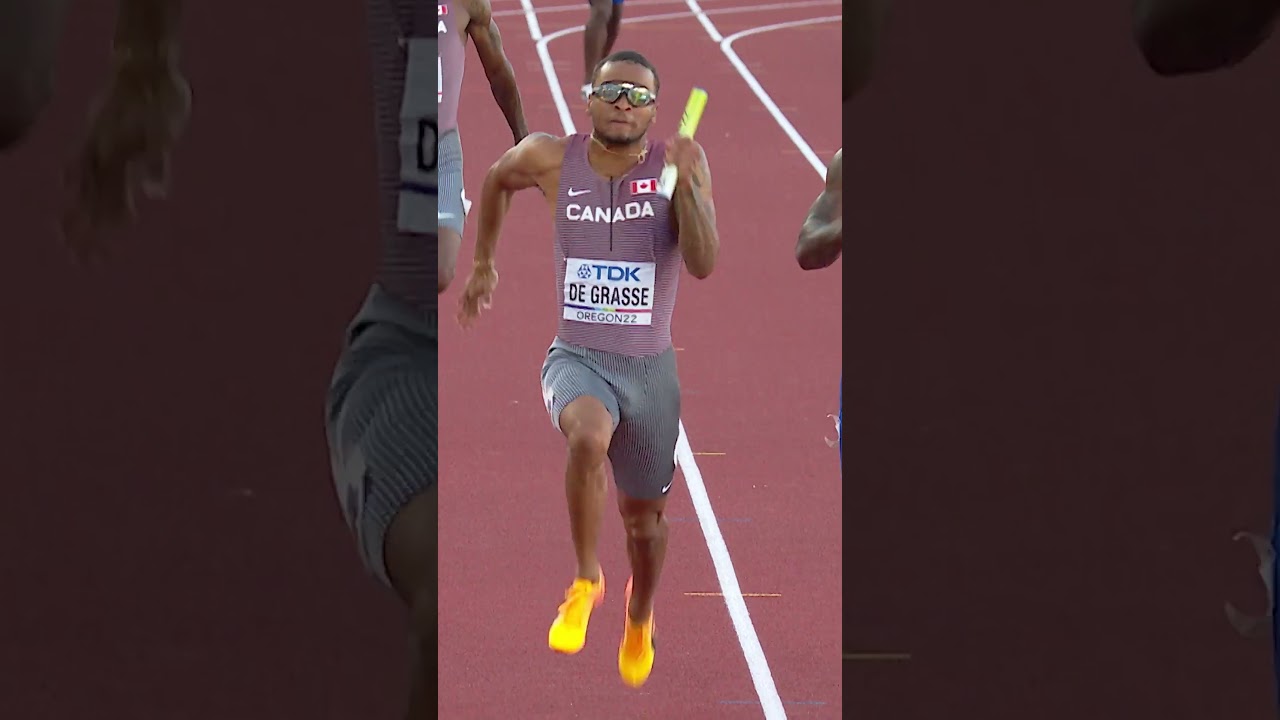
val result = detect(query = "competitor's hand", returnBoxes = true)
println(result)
[457,263,499,328]
[62,51,191,263]
[664,135,704,189]
[1225,530,1275,639]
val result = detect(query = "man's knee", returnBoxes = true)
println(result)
[567,425,611,466]
[561,395,615,465]
[620,506,665,541]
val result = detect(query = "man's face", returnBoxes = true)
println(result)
[587,61,658,145]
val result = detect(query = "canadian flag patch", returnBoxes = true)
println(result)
[438,4,448,15]
[629,178,658,195]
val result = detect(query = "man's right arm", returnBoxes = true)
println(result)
[1133,0,1280,76]
[473,133,561,268]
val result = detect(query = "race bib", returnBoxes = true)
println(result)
[562,258,656,326]
[397,37,437,234]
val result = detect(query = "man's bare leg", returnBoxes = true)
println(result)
[384,488,438,720]
[560,396,613,581]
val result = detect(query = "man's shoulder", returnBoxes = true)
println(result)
[521,132,572,157]
[525,131,572,145]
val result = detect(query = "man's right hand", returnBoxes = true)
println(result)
[457,262,499,328]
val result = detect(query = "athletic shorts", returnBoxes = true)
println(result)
[326,283,438,588]
[437,128,469,235]
[540,337,679,500]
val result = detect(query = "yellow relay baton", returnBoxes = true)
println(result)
[657,87,709,200]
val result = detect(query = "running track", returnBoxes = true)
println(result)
[438,0,842,717]
[4,3,1278,720]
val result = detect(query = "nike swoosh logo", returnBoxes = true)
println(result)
[567,188,591,197]
[661,481,673,494]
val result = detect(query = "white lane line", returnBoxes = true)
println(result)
[681,1,840,179]
[676,421,787,720]
[496,0,836,18]
[532,2,840,134]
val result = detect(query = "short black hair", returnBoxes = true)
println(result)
[591,50,661,94]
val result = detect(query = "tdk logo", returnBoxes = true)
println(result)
[579,263,641,282]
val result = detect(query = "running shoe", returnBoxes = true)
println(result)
[548,571,605,654]
[618,576,656,687]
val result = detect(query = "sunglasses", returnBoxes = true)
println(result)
[591,82,657,108]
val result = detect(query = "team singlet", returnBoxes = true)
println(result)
[552,134,682,357]
[368,0,439,314]
[437,2,466,135]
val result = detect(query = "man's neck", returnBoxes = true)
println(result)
[587,134,648,178]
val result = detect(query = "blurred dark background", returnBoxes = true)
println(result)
[0,3,405,718]
[846,2,1279,718]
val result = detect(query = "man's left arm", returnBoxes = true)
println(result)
[796,149,842,270]
[466,0,528,144]
[671,139,718,279]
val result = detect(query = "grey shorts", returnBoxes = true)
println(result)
[539,338,681,500]
[437,128,468,235]
[325,284,438,588]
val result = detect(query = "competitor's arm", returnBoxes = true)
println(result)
[472,132,561,268]
[796,149,842,271]
[1133,0,1280,75]
[464,0,528,143]
[670,139,718,279]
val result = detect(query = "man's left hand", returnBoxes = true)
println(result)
[664,136,704,189]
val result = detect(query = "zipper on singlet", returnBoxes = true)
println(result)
[608,178,615,252]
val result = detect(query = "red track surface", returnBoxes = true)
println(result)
[438,0,843,717]
[10,3,1276,720]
